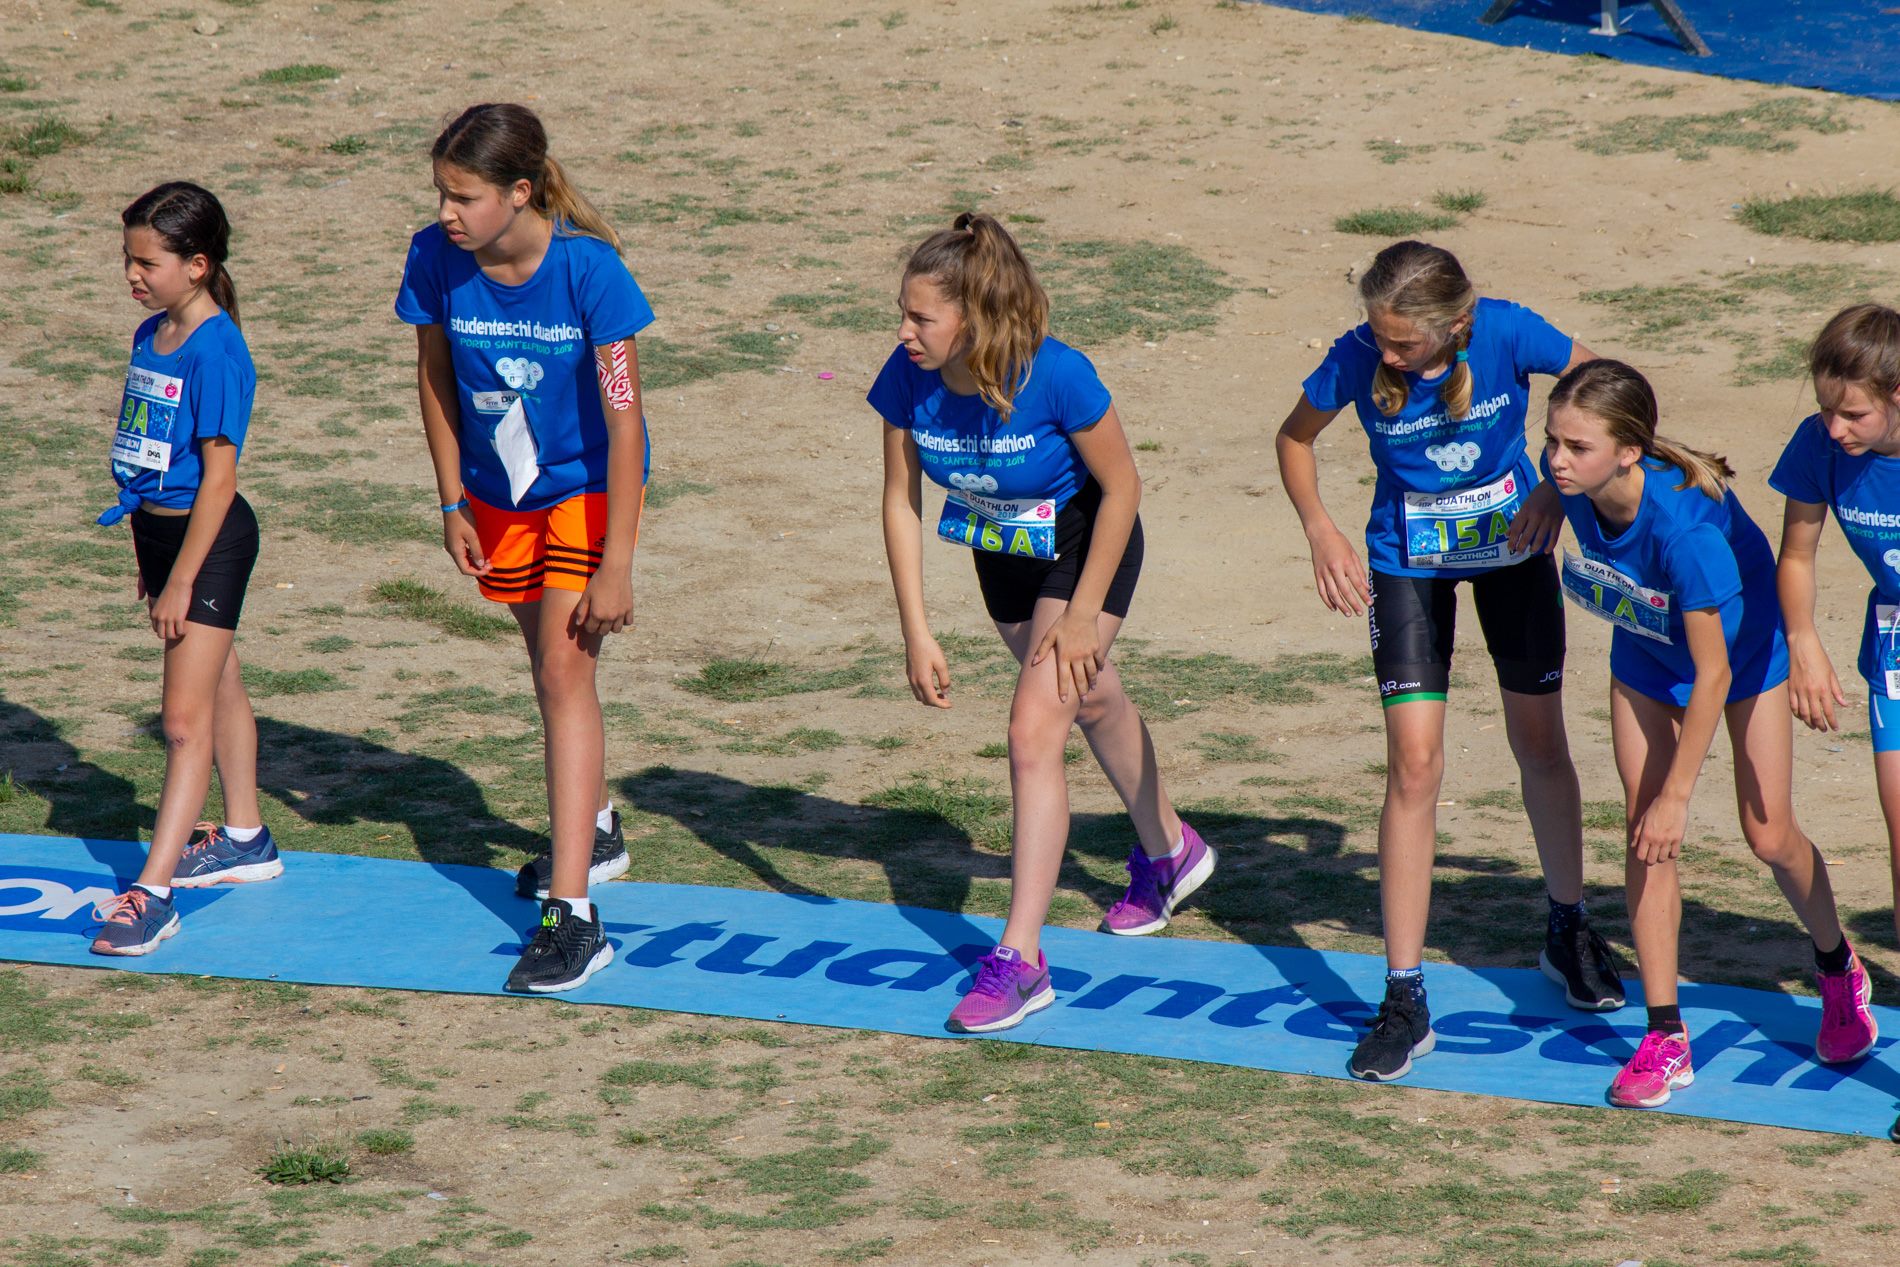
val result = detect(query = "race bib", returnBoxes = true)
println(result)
[1562,551,1673,643]
[1401,472,1525,569]
[110,364,184,476]
[493,397,541,506]
[937,490,1059,560]
[1877,604,1900,700]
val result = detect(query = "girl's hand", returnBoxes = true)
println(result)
[1032,604,1102,704]
[1506,481,1564,555]
[443,506,489,577]
[1308,525,1370,616]
[573,568,634,636]
[905,633,952,709]
[1786,636,1846,732]
[149,581,191,642]
[1630,794,1687,865]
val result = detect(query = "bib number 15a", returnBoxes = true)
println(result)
[1401,473,1524,570]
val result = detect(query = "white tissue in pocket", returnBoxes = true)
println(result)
[493,397,540,506]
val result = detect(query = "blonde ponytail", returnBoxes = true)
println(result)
[1549,360,1732,500]
[539,154,620,252]
[1359,240,1477,420]
[903,212,1049,418]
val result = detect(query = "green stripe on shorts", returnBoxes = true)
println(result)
[1381,690,1447,708]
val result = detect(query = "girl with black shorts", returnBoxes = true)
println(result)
[92,183,279,956]
[871,213,1213,1035]
[1275,240,1614,1082]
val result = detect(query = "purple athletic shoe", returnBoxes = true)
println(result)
[946,945,1055,1033]
[1101,822,1216,936]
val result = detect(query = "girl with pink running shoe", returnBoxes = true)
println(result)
[869,213,1213,1035]
[1542,360,1875,1110]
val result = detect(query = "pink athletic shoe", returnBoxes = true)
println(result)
[946,945,1055,1034]
[1608,1029,1694,1108]
[1101,822,1216,936]
[1816,950,1878,1065]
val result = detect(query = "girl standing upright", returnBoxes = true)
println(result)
[396,104,652,993]
[1546,359,1873,1108]
[1276,240,1616,1083]
[92,182,279,956]
[871,213,1212,1034]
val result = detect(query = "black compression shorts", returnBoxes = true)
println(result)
[1366,553,1565,705]
[970,479,1143,625]
[130,493,259,632]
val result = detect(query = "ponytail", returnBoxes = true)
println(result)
[122,181,239,327]
[1360,240,1476,420]
[902,212,1049,418]
[432,103,621,253]
[1548,359,1732,500]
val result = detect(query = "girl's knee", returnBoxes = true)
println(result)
[158,705,210,751]
[1386,745,1444,802]
[1743,821,1805,868]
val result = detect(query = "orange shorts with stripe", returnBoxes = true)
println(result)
[468,491,627,604]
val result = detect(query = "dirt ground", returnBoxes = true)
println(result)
[4,0,1900,1263]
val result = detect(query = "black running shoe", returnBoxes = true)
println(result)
[1539,919,1626,1012]
[1348,981,1436,1082]
[515,812,630,900]
[504,900,613,994]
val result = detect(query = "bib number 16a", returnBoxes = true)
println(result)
[937,491,1059,560]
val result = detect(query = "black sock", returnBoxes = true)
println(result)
[1815,935,1852,975]
[1646,1004,1684,1035]
[1386,966,1427,1009]
[1547,895,1586,939]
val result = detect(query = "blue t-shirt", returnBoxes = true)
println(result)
[867,337,1112,506]
[394,225,655,511]
[99,310,255,525]
[1303,297,1574,577]
[1769,413,1900,693]
[1556,458,1788,706]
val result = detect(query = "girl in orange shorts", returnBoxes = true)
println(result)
[395,103,652,993]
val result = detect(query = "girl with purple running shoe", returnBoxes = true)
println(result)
[869,213,1213,1034]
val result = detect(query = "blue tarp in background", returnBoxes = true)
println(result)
[3,835,1897,1138]
[1252,1,1900,100]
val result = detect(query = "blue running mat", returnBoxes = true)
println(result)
[3,834,1896,1138]
[1249,0,1900,100]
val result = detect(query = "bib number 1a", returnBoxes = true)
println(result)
[937,491,1059,560]
[1562,551,1674,643]
[1878,604,1900,700]
[1401,473,1524,569]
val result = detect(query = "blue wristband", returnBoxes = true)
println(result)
[441,497,468,514]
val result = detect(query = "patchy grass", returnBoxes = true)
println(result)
[241,666,344,696]
[1333,207,1458,236]
[258,1145,351,1185]
[1038,238,1236,344]
[371,578,516,642]
[1738,189,1900,243]
[679,650,888,702]
[1578,98,1845,161]
[255,64,342,85]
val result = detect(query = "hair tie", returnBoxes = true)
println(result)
[1455,349,1468,364]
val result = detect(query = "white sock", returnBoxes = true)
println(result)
[135,883,171,900]
[1154,831,1186,861]
[557,897,593,920]
[595,803,615,835]
[223,824,262,843]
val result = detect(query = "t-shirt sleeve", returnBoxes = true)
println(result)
[1300,327,1374,413]
[188,349,254,450]
[1048,345,1113,434]
[580,246,656,345]
[1664,522,1743,612]
[393,231,442,326]
[1768,415,1830,505]
[865,346,914,428]
[1505,302,1574,378]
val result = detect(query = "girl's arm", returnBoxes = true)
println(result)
[881,424,950,708]
[416,325,486,577]
[1776,497,1845,732]
[1274,393,1365,615]
[573,337,646,636]
[1507,341,1602,554]
[1563,341,1600,374]
[1630,607,1730,865]
[149,439,237,641]
[1035,404,1139,703]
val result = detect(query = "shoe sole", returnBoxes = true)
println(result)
[1348,1028,1436,1082]
[1100,844,1219,938]
[173,858,284,888]
[947,984,1056,1034]
[1816,970,1879,1065]
[511,941,614,994]
[90,912,180,957]
[1610,1067,1694,1109]
[526,850,631,902]
[1539,948,1626,1012]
